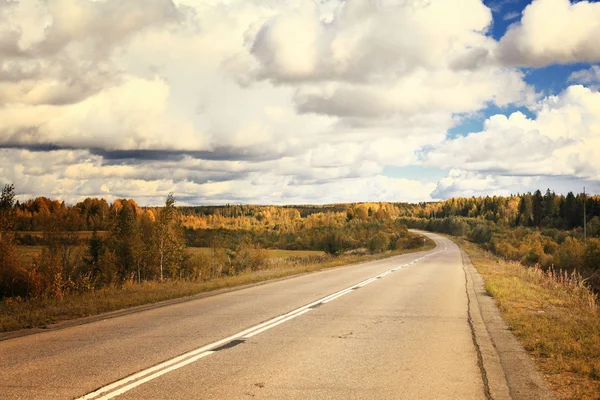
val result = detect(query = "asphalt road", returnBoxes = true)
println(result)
[0,232,552,399]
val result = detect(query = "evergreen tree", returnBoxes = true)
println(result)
[532,190,543,227]
[517,195,533,227]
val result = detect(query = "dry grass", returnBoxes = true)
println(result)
[459,239,600,400]
[185,247,324,259]
[17,231,106,239]
[1,238,435,333]
[16,246,324,264]
[15,245,44,264]
[15,246,324,267]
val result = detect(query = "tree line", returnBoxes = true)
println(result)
[396,189,600,230]
[399,216,600,291]
[1,185,186,299]
[3,184,599,298]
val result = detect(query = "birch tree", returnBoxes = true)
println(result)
[154,193,186,281]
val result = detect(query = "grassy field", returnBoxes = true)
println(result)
[16,246,324,265]
[15,246,44,264]
[1,238,436,332]
[185,247,324,259]
[17,231,105,239]
[459,239,600,400]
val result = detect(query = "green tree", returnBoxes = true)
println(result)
[0,184,28,298]
[107,200,142,281]
[517,195,533,227]
[532,190,543,227]
[368,232,390,253]
[0,184,16,241]
[584,238,600,271]
[154,193,186,281]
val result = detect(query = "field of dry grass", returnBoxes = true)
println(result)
[1,238,435,333]
[185,247,324,259]
[459,239,600,400]
[15,246,324,265]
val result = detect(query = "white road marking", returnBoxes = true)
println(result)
[97,351,215,400]
[322,288,354,303]
[244,309,312,339]
[78,242,448,399]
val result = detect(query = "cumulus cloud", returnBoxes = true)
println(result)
[432,169,534,199]
[0,148,436,205]
[425,85,600,180]
[497,0,600,66]
[248,0,494,83]
[568,65,600,86]
[0,0,596,204]
[0,0,180,56]
[0,76,210,151]
[294,67,533,118]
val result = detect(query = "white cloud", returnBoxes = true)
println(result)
[568,65,600,86]
[502,11,521,21]
[425,85,600,181]
[294,67,533,118]
[248,0,494,83]
[432,169,534,199]
[0,76,210,151]
[1,0,597,205]
[0,148,436,205]
[498,0,600,66]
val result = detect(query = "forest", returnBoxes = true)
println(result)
[0,185,423,300]
[1,183,600,300]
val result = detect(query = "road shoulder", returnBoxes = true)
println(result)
[460,246,556,400]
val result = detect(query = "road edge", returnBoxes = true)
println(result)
[1,242,435,343]
[459,244,556,400]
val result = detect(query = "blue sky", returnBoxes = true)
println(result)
[0,0,599,205]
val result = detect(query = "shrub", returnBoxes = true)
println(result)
[0,241,29,298]
[553,237,586,271]
[368,232,389,253]
[584,238,600,271]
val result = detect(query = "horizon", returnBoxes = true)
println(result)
[10,187,598,208]
[1,0,600,206]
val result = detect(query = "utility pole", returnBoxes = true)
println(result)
[584,186,587,246]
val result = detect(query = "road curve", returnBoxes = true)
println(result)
[0,232,549,399]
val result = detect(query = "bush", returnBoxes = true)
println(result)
[553,237,586,271]
[468,223,493,244]
[584,238,600,271]
[368,232,389,253]
[230,242,269,272]
[320,229,351,255]
[0,241,29,298]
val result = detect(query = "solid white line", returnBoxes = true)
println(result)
[244,309,312,338]
[79,283,370,399]
[357,278,377,287]
[96,351,215,400]
[79,245,446,399]
[322,289,354,304]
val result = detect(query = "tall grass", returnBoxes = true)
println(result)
[461,239,600,399]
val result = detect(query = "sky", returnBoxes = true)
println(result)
[1,0,600,206]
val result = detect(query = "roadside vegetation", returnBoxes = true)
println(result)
[0,184,429,332]
[459,239,600,399]
[397,190,600,292]
[0,242,434,333]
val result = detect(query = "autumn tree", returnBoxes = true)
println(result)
[107,199,143,282]
[0,184,28,298]
[153,193,186,281]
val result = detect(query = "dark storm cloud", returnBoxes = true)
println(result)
[91,147,291,163]
[0,143,292,164]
